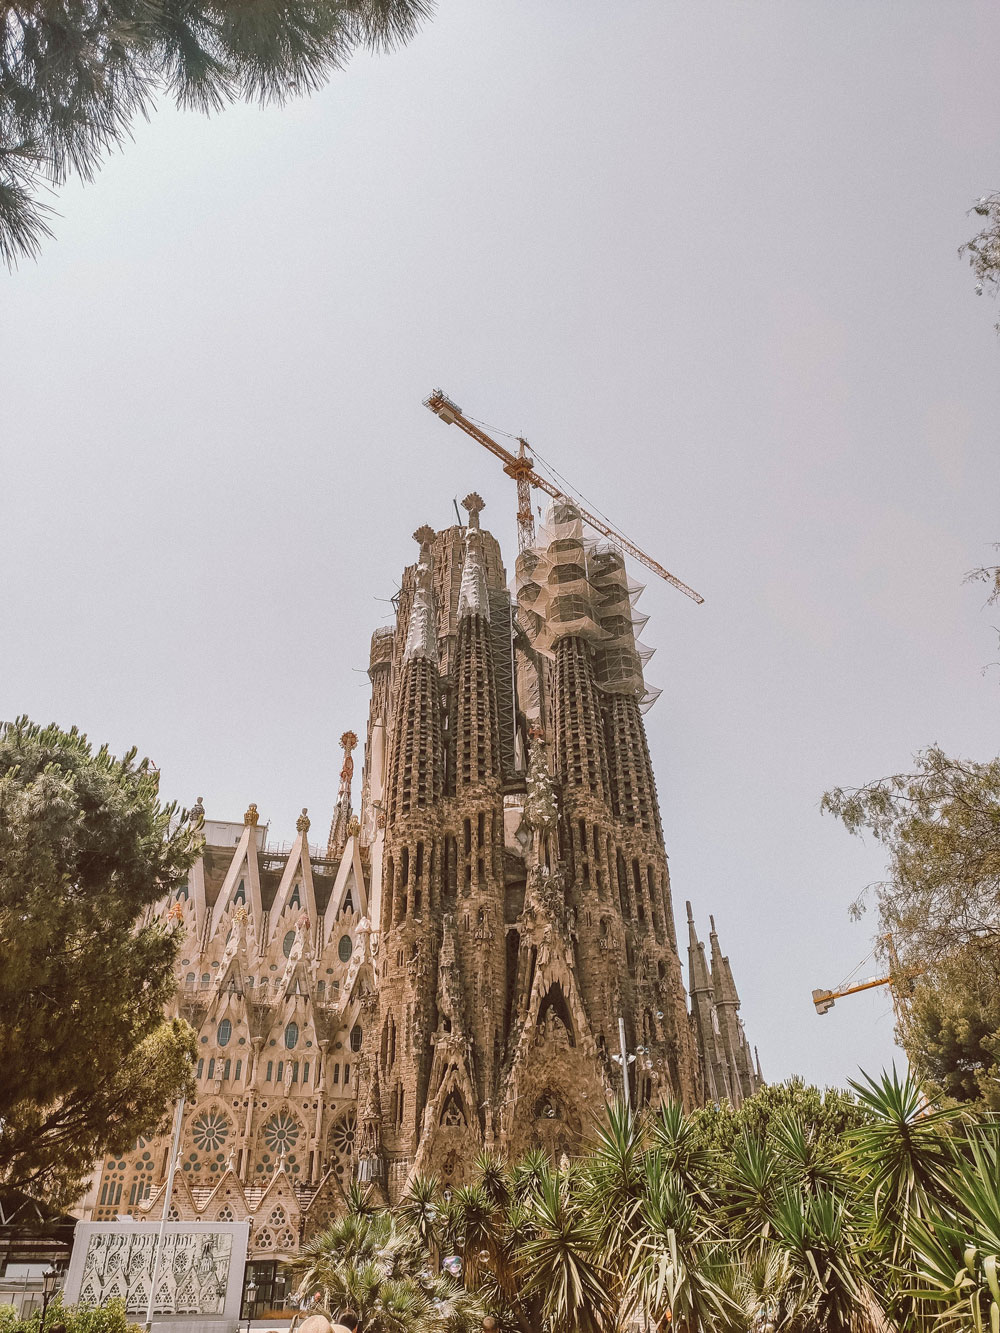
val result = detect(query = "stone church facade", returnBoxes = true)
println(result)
[86,496,760,1274]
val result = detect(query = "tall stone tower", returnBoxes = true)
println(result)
[86,494,760,1262]
[356,496,758,1200]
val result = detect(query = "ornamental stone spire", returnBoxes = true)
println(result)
[403,526,439,663]
[327,730,358,858]
[458,493,490,622]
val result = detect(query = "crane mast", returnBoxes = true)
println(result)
[423,390,704,604]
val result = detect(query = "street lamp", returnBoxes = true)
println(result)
[244,1276,258,1333]
[40,1266,58,1324]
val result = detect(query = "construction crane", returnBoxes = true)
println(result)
[812,974,892,1015]
[423,389,704,605]
[812,936,919,1020]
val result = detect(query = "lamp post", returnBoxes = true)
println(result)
[40,1266,58,1325]
[244,1276,258,1333]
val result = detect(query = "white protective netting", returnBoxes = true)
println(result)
[515,501,659,709]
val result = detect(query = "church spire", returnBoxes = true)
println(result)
[328,730,358,859]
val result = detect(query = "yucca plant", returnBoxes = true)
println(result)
[769,1186,889,1333]
[905,1128,1000,1332]
[519,1167,614,1333]
[625,1151,735,1333]
[718,1133,783,1242]
[648,1100,716,1202]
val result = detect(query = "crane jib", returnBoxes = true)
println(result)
[423,389,704,605]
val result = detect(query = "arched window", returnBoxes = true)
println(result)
[283,930,296,958]
[350,1024,362,1052]
[217,1019,232,1047]
[284,1021,299,1050]
[338,934,353,963]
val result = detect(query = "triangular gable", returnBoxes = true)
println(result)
[255,1163,302,1220]
[269,830,318,941]
[209,826,264,939]
[322,834,368,941]
[147,1169,200,1220]
[201,1168,252,1220]
[301,1168,347,1240]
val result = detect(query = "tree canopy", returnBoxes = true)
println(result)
[0,717,200,1206]
[0,0,432,264]
[823,746,1000,1107]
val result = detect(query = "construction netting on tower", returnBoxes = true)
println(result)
[515,500,660,711]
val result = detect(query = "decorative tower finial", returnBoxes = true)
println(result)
[328,730,359,858]
[458,496,490,621]
[190,796,205,828]
[296,807,311,834]
[403,528,439,663]
[244,802,259,827]
[461,492,485,530]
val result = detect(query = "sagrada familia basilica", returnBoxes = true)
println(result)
[85,496,761,1295]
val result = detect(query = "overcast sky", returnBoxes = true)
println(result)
[4,2,1000,1091]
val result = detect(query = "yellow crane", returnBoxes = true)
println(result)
[812,936,919,1020]
[423,389,704,605]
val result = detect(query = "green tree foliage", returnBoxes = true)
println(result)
[0,717,200,1207]
[693,1076,869,1157]
[0,1295,142,1333]
[823,746,1000,1105]
[0,0,431,264]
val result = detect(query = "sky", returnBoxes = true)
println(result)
[4,1,1000,1091]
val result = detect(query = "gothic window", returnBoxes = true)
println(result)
[223,1059,231,1080]
[197,1058,204,1079]
[268,1206,286,1226]
[328,1111,357,1183]
[263,1110,301,1154]
[289,886,300,910]
[266,1060,273,1081]
[234,879,246,905]
[333,1063,340,1084]
[192,1110,231,1152]
[350,1024,362,1052]
[201,974,211,986]
[284,1022,299,1050]
[207,1057,215,1080]
[186,973,195,987]
[217,1019,232,1047]
[338,934,353,962]
[277,1060,284,1081]
[283,930,296,958]
[235,1059,242,1080]
[218,1205,235,1222]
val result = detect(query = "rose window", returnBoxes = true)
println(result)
[329,1111,357,1181]
[263,1111,300,1154]
[192,1111,230,1152]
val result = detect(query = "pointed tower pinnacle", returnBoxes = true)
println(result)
[458,494,490,621]
[709,914,740,1005]
[686,902,712,995]
[403,527,439,662]
[327,731,359,858]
